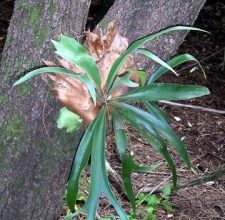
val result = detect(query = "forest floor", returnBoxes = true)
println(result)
[1,0,225,219]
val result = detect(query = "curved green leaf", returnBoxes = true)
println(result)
[126,68,147,86]
[119,73,139,88]
[112,112,128,156]
[66,115,98,212]
[144,101,169,125]
[113,106,177,186]
[120,155,161,207]
[106,26,208,93]
[112,102,191,169]
[116,83,210,101]
[112,113,135,210]
[112,112,161,210]
[120,155,136,211]
[135,123,177,186]
[81,73,98,105]
[133,70,147,86]
[126,27,208,55]
[132,160,162,173]
[134,49,178,76]
[148,54,206,84]
[13,66,97,105]
[82,107,128,220]
[52,34,101,90]
[110,70,145,94]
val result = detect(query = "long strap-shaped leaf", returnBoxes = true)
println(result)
[66,115,98,212]
[144,101,169,125]
[112,113,136,211]
[134,49,178,76]
[148,53,205,84]
[76,107,128,220]
[112,112,128,157]
[109,70,145,94]
[112,102,191,169]
[116,83,210,101]
[135,127,177,187]
[114,107,177,187]
[118,72,139,88]
[106,26,208,93]
[13,67,97,105]
[52,35,101,90]
[112,112,160,211]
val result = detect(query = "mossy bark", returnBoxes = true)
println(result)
[0,0,91,219]
[0,0,206,219]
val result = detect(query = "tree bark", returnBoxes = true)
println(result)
[0,0,91,219]
[0,0,205,219]
[99,0,206,72]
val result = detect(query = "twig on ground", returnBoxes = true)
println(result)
[106,159,123,189]
[141,164,225,193]
[138,175,172,195]
[138,155,206,195]
[222,48,225,71]
[176,164,225,190]
[159,100,225,115]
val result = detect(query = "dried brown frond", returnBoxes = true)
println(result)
[48,74,100,125]
[85,21,136,89]
[47,21,139,125]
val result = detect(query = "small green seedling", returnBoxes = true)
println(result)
[57,107,82,132]
[129,185,173,220]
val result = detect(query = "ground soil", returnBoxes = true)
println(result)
[0,0,225,219]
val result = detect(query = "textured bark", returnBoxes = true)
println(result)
[0,0,91,219]
[0,0,206,219]
[99,0,206,73]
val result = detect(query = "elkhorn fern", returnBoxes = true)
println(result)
[14,22,210,219]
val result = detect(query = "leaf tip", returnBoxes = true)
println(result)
[12,82,18,87]
[12,79,22,87]
[203,87,210,96]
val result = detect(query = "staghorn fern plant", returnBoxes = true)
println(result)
[14,22,210,219]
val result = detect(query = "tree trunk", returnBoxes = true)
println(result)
[0,0,91,219]
[99,0,206,72]
[0,0,205,219]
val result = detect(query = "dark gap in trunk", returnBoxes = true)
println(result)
[86,0,115,30]
[0,0,14,57]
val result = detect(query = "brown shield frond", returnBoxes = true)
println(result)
[47,21,139,125]
[48,74,100,125]
[85,21,137,90]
